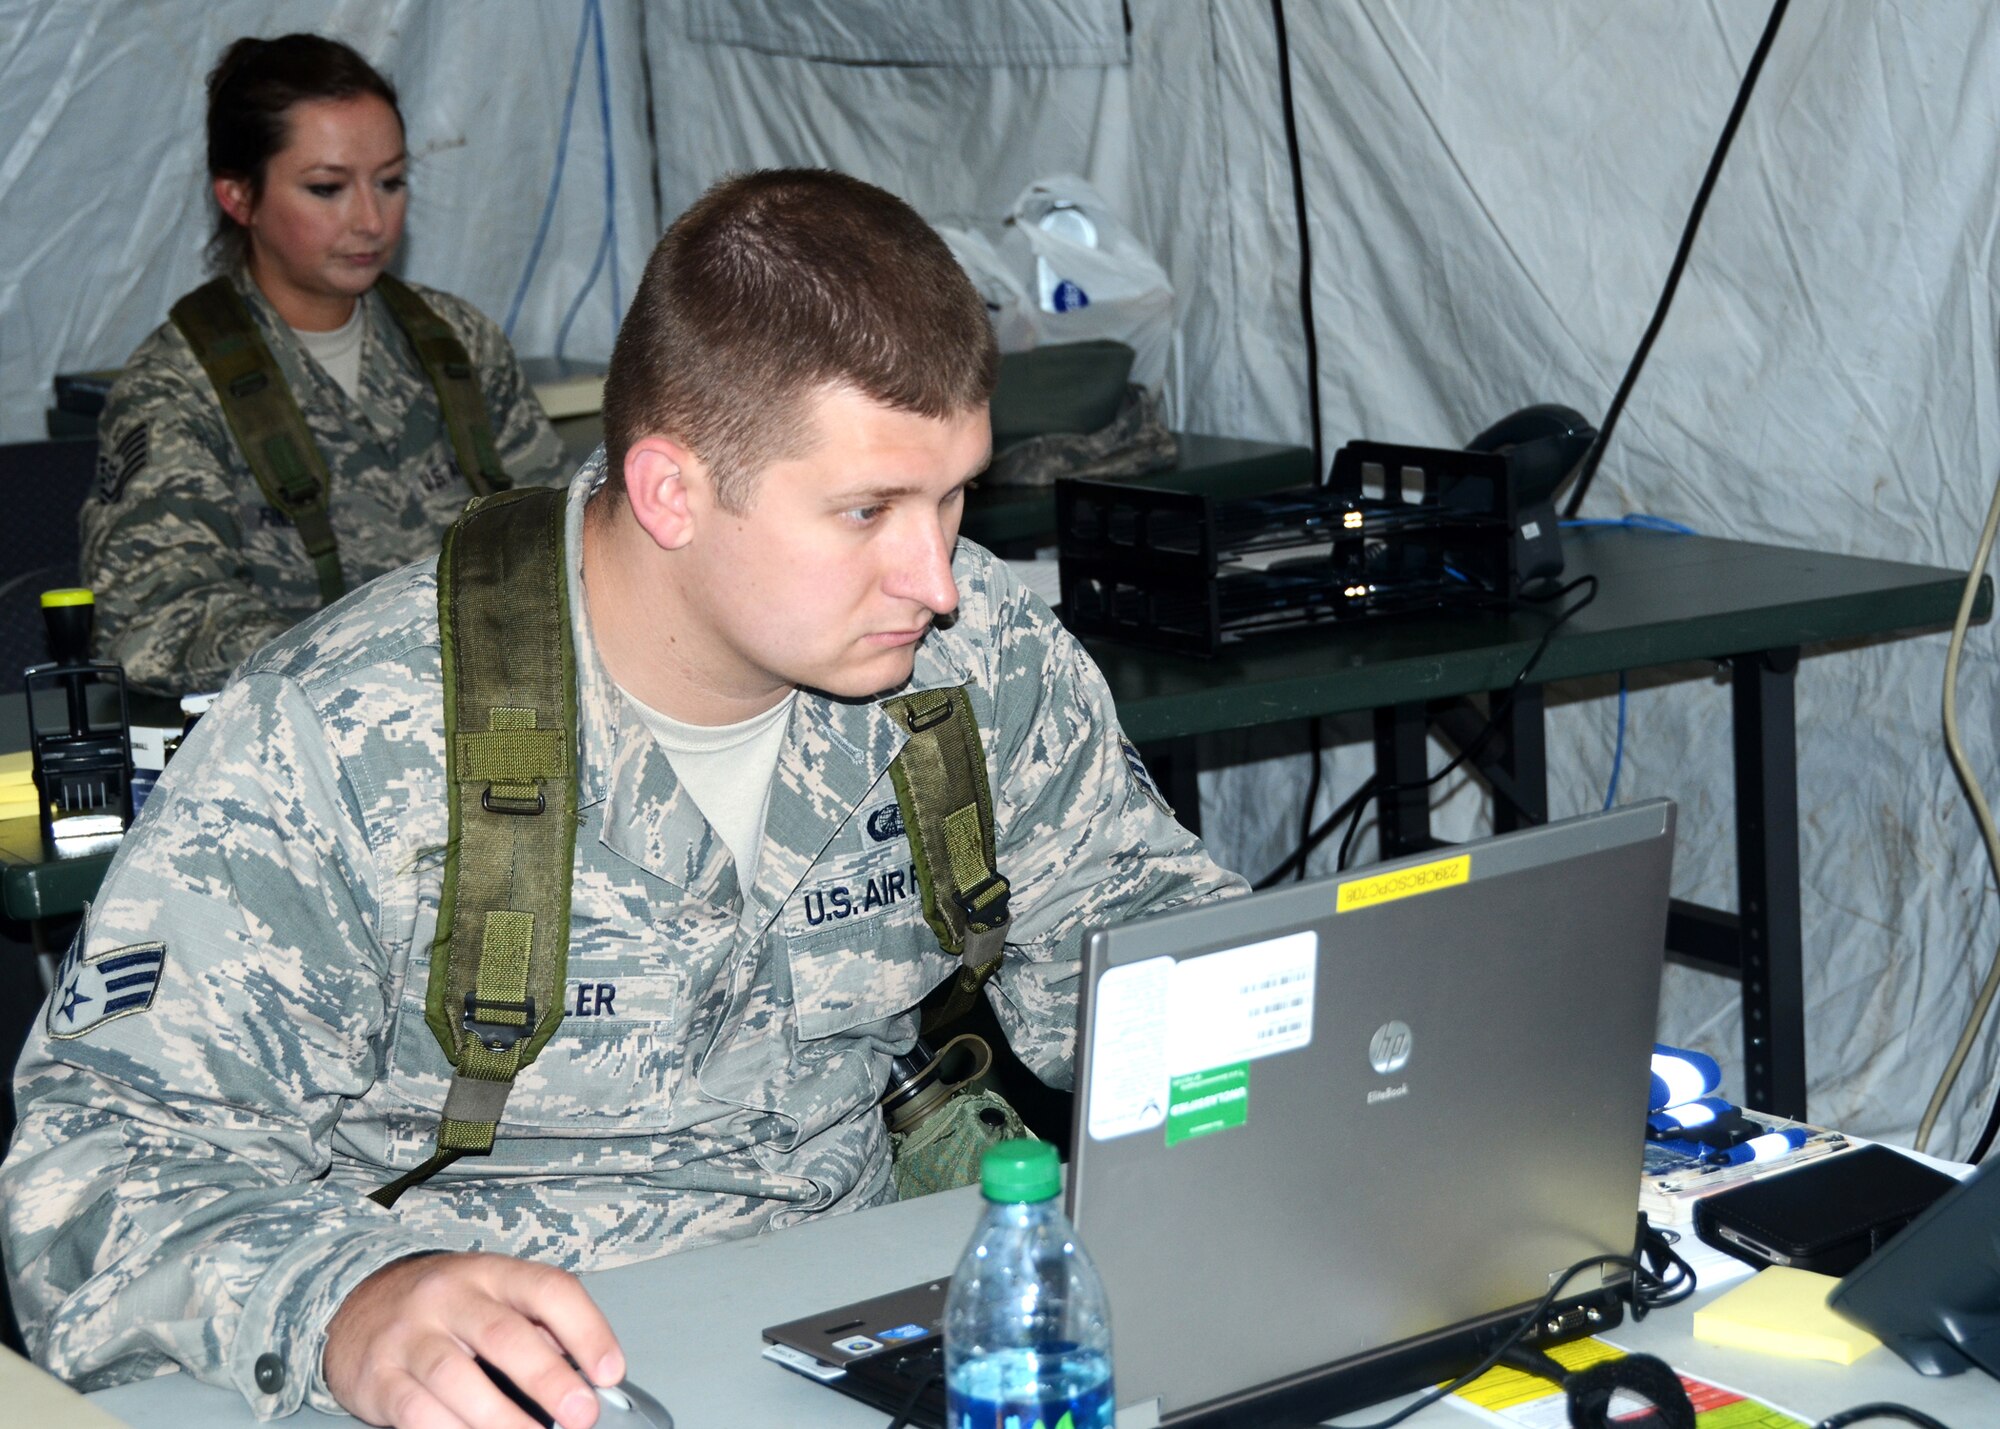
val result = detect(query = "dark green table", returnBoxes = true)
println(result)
[1090,523,1990,1120]
[6,523,1986,1118]
[1,814,103,933]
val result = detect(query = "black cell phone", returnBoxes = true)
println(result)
[1693,1144,1956,1276]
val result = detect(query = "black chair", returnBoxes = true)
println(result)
[0,437,92,1355]
[0,438,95,681]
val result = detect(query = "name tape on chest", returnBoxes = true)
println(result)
[793,858,923,932]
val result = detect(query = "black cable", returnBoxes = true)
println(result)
[1629,1215,1696,1320]
[1327,1224,1703,1429]
[1812,1407,1953,1429]
[1253,775,1374,889]
[1270,0,1323,481]
[1335,773,1382,872]
[1258,577,1594,886]
[1561,0,1790,519]
[1259,0,1337,892]
[1967,1068,2000,1163]
[882,1369,942,1429]
[1295,717,1324,881]
[1335,577,1599,870]
[1325,1251,1641,1429]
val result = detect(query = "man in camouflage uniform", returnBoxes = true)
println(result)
[82,269,568,694]
[3,170,1244,1427]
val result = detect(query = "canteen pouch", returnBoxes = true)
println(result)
[890,1084,1030,1200]
[883,1031,1030,1199]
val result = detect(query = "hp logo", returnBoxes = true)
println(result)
[1368,1021,1413,1075]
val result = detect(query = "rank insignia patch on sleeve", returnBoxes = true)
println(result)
[49,941,167,1039]
[95,422,148,504]
[1120,737,1172,815]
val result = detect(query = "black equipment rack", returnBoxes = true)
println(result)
[1056,440,1533,656]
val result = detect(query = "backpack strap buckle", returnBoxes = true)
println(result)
[462,992,538,1051]
[480,785,548,815]
[954,871,1011,933]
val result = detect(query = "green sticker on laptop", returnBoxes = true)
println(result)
[1166,1062,1249,1145]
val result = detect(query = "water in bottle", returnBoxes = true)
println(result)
[945,1139,1114,1429]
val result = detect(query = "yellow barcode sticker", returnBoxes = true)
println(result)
[1336,854,1470,912]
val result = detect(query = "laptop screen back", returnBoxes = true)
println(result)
[1067,801,1675,1425]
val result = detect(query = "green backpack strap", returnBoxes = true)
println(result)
[372,485,576,1208]
[883,687,1012,1036]
[374,274,511,498]
[169,278,345,606]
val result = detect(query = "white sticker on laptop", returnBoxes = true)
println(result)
[1085,956,1173,1141]
[1167,930,1316,1074]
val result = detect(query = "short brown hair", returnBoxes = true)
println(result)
[204,34,403,272]
[601,168,998,510]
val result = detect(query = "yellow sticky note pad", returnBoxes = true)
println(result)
[1693,1266,1882,1364]
[0,749,32,790]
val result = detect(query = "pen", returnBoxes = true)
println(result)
[1704,1127,1811,1167]
[1651,1132,1849,1189]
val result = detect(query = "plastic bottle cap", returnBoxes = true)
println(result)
[980,1137,1060,1202]
[1036,203,1098,249]
[40,588,95,608]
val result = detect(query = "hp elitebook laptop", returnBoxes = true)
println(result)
[764,800,1676,1428]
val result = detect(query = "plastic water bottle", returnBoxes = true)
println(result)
[945,1139,1114,1429]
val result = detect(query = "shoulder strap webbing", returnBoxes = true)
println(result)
[374,274,511,498]
[372,485,576,1208]
[169,279,345,605]
[883,687,1011,1036]
[371,543,1003,1204]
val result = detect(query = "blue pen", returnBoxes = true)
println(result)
[1704,1128,1809,1167]
[1649,1044,1723,1111]
[1647,1096,1735,1137]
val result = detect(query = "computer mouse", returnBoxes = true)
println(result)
[589,1380,675,1429]
[480,1358,674,1429]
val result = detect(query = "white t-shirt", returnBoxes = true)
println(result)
[623,686,797,887]
[292,303,366,400]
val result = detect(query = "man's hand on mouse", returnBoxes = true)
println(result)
[323,1250,626,1429]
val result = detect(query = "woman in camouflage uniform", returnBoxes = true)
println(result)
[82,33,567,695]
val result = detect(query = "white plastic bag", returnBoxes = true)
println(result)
[1005,176,1174,390]
[935,225,1041,356]
[938,176,1175,391]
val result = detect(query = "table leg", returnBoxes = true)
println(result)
[1373,703,1432,858]
[1492,682,1548,833]
[1410,687,1550,839]
[1732,647,1806,1120]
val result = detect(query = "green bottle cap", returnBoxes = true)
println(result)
[980,1138,1061,1202]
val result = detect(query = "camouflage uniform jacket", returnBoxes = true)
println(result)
[80,270,568,694]
[3,455,1245,1416]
